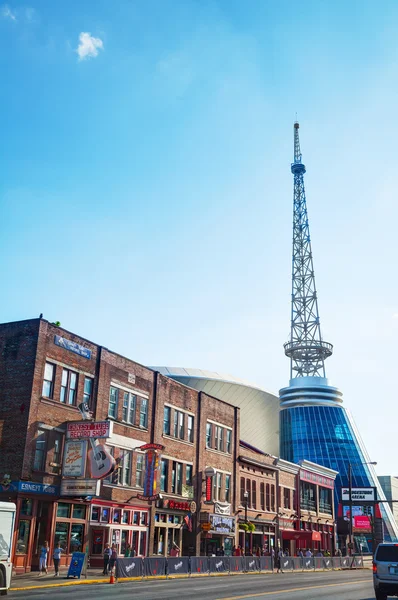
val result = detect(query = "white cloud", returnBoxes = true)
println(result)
[1,4,16,21]
[393,313,398,320]
[76,32,103,61]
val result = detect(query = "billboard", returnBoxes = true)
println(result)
[61,478,100,496]
[62,440,87,477]
[341,487,376,502]
[342,505,373,532]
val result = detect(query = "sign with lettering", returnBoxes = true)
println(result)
[300,470,334,489]
[67,552,87,579]
[61,479,100,497]
[67,421,111,439]
[17,481,59,495]
[54,335,92,359]
[341,487,376,502]
[62,440,87,477]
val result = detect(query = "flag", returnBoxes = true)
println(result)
[184,512,192,532]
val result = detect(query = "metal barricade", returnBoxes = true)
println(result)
[143,556,167,577]
[208,556,230,574]
[245,557,260,572]
[116,557,143,579]
[190,556,209,574]
[259,556,273,572]
[167,557,190,577]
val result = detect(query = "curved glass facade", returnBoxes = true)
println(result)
[280,404,397,541]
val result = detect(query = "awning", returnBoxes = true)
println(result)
[282,530,322,542]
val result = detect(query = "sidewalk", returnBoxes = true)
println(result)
[12,567,110,591]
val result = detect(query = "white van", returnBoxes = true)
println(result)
[0,502,16,595]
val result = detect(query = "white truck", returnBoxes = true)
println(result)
[0,502,16,595]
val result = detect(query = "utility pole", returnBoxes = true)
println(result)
[348,463,353,555]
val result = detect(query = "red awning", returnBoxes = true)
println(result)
[282,530,322,542]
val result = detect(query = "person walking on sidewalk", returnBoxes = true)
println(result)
[53,543,62,577]
[38,541,49,575]
[103,543,112,575]
[109,544,118,574]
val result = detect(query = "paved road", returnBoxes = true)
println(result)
[11,570,375,599]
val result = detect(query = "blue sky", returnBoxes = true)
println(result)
[1,0,398,474]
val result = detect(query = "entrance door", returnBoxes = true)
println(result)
[31,501,51,570]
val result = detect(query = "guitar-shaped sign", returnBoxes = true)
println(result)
[88,437,116,479]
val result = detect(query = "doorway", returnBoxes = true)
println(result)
[31,501,51,570]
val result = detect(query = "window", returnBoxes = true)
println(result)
[122,511,129,524]
[206,423,212,448]
[33,429,47,471]
[83,377,93,406]
[70,524,84,553]
[226,430,232,454]
[91,506,100,521]
[121,451,132,486]
[218,427,224,452]
[246,478,251,507]
[186,464,192,486]
[319,487,332,514]
[139,398,148,428]
[101,508,110,523]
[217,472,222,501]
[179,411,184,439]
[252,481,257,509]
[136,454,143,487]
[174,411,178,437]
[73,505,86,519]
[52,432,63,474]
[57,503,71,518]
[163,407,171,435]
[214,426,219,450]
[187,415,194,443]
[109,387,118,419]
[16,520,30,554]
[284,487,291,509]
[42,362,55,398]
[225,475,231,503]
[260,482,265,511]
[172,461,183,495]
[270,484,276,512]
[266,483,270,511]
[240,477,246,504]
[160,459,168,492]
[123,392,136,425]
[60,369,78,405]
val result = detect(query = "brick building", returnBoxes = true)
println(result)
[0,318,239,571]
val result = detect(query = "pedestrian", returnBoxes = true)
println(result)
[38,541,49,576]
[316,549,323,557]
[103,543,112,575]
[256,546,261,557]
[232,545,237,556]
[109,544,118,573]
[53,542,62,577]
[284,548,290,557]
[275,547,283,573]
[334,548,342,557]
[305,548,313,557]
[124,544,132,558]
[298,549,304,558]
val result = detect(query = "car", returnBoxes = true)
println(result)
[373,543,398,599]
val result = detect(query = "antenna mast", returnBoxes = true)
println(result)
[284,122,333,378]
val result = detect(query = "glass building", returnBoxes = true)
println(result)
[279,376,398,543]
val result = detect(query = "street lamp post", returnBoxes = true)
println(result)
[347,461,377,556]
[243,490,249,553]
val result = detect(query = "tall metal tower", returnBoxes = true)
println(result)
[283,122,333,378]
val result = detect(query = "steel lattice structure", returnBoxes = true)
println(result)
[284,122,333,378]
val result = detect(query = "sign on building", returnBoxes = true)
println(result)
[54,335,92,359]
[61,478,100,497]
[67,421,112,439]
[62,440,87,477]
[341,487,376,502]
[209,515,236,534]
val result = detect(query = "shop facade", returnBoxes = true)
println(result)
[200,513,236,556]
[152,499,194,556]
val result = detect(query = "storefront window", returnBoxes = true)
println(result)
[139,531,147,556]
[91,506,100,521]
[140,512,147,525]
[121,530,128,554]
[54,522,69,551]
[57,503,71,518]
[73,505,86,520]
[16,520,30,554]
[101,508,110,523]
[113,509,121,523]
[122,511,129,524]
[70,524,84,553]
[133,511,140,524]
[92,530,104,555]
[20,498,33,516]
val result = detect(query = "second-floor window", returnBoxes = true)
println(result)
[173,411,184,439]
[42,362,55,398]
[33,429,47,471]
[186,464,193,486]
[187,415,194,443]
[121,451,132,486]
[139,398,148,428]
[206,423,212,448]
[283,487,291,509]
[163,406,171,435]
[225,474,231,503]
[60,369,77,405]
[123,392,136,425]
[226,429,232,454]
[252,481,257,509]
[109,387,119,419]
[52,432,63,474]
[260,482,265,510]
[217,472,222,500]
[171,461,183,495]
[160,459,168,492]
[136,454,143,487]
[83,377,93,406]
[218,427,224,451]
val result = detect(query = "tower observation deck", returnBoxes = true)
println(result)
[279,122,398,546]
